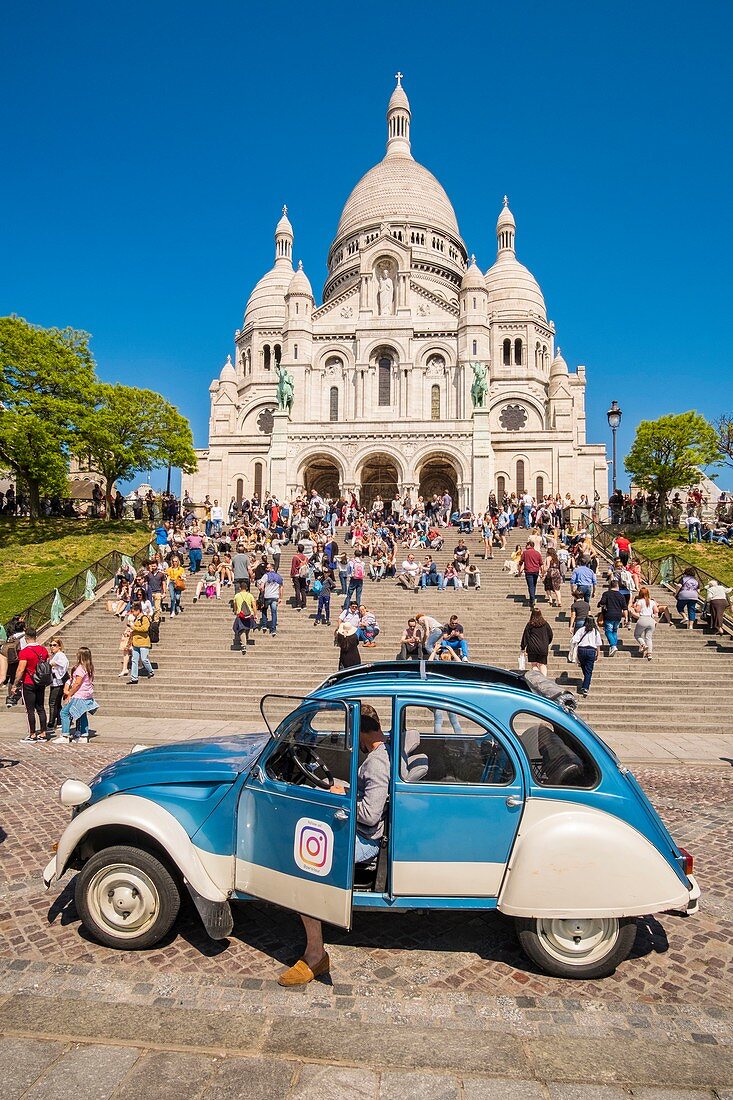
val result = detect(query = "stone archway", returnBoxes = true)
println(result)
[303,456,341,499]
[360,454,400,510]
[418,455,459,508]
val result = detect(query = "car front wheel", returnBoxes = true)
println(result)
[514,915,637,979]
[75,844,181,950]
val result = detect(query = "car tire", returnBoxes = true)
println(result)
[75,844,181,950]
[514,915,637,979]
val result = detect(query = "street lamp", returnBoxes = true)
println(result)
[606,400,622,496]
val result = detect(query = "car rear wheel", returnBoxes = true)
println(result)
[75,844,181,950]
[514,915,636,979]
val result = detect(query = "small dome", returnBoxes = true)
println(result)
[243,264,293,328]
[209,378,219,393]
[219,354,236,384]
[461,255,485,291]
[485,255,547,319]
[388,80,410,113]
[497,195,516,231]
[275,205,293,238]
[288,260,313,298]
[550,347,568,377]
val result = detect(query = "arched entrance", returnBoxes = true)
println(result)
[360,455,399,509]
[418,456,459,507]
[303,456,341,499]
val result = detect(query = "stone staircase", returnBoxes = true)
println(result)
[54,530,733,740]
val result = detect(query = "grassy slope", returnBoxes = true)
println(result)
[0,520,150,622]
[626,529,733,586]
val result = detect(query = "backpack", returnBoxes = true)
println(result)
[149,620,160,644]
[352,559,365,580]
[312,578,323,596]
[1,638,19,664]
[298,561,309,579]
[32,653,53,687]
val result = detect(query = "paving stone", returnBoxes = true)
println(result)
[263,1018,526,1076]
[527,1037,733,1088]
[0,1037,65,1100]
[547,1087,631,1100]
[380,1070,460,1099]
[199,1055,295,1099]
[0,995,266,1053]
[111,1050,215,1100]
[289,1063,379,1099]
[631,1090,715,1099]
[23,1043,140,1100]
[462,1078,546,1099]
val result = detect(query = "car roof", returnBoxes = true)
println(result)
[318,660,531,695]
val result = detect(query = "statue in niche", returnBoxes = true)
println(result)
[470,361,488,409]
[275,365,295,414]
[377,265,394,316]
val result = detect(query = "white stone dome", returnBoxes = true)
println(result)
[461,256,485,291]
[485,255,547,318]
[336,156,460,240]
[288,260,313,298]
[219,354,236,384]
[550,347,568,377]
[243,263,293,328]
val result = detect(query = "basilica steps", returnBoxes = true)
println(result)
[54,529,733,742]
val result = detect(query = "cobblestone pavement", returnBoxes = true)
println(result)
[0,746,731,1095]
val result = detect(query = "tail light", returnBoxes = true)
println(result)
[679,847,694,876]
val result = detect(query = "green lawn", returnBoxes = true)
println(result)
[0,519,150,624]
[625,529,733,587]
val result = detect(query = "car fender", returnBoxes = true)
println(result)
[46,793,233,903]
[498,797,691,918]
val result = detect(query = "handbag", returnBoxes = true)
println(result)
[567,642,578,664]
[518,653,527,671]
[174,577,186,591]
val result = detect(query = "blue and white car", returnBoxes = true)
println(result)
[44,663,700,979]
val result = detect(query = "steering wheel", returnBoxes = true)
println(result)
[290,743,335,790]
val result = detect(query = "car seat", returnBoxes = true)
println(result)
[400,728,429,783]
[537,725,587,786]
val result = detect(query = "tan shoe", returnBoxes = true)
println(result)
[277,953,330,987]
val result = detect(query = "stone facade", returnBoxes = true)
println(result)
[184,76,608,509]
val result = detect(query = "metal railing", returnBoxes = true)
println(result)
[3,538,153,635]
[581,514,733,634]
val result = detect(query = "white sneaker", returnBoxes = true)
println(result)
[52,735,70,744]
[75,735,89,743]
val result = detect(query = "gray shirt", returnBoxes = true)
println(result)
[356,741,390,840]
[232,552,250,581]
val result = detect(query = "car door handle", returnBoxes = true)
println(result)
[505,795,522,808]
[334,808,349,821]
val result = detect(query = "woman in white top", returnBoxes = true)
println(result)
[47,637,70,733]
[631,586,658,659]
[571,614,603,697]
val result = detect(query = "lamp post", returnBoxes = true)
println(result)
[606,400,622,496]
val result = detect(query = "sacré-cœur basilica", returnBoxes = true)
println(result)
[184,75,607,511]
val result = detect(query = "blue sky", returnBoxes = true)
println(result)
[2,0,731,492]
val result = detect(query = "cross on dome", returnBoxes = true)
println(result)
[503,195,509,207]
[298,259,303,270]
[282,204,287,215]
[470,253,476,265]
[395,71,403,85]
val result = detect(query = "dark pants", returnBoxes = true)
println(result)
[189,548,202,573]
[48,684,64,729]
[399,643,423,661]
[344,579,363,609]
[233,615,254,647]
[525,572,539,603]
[577,646,597,693]
[315,594,331,624]
[293,576,308,608]
[22,683,47,735]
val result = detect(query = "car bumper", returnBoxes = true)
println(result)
[686,873,701,915]
[43,856,57,890]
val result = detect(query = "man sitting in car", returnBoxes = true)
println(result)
[278,704,389,988]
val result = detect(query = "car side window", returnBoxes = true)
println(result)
[401,706,515,785]
[266,702,350,786]
[511,711,599,789]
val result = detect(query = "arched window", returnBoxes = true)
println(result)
[514,339,522,366]
[472,339,477,355]
[535,342,540,370]
[254,462,263,500]
[536,476,544,500]
[236,478,244,504]
[497,475,506,500]
[274,344,282,368]
[502,338,511,366]
[329,387,339,422]
[516,459,526,495]
[378,356,392,406]
[431,384,441,420]
[294,343,298,360]
[263,344,271,370]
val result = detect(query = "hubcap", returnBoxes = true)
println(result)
[538,917,619,966]
[87,864,159,937]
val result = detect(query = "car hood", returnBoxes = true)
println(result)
[89,733,270,797]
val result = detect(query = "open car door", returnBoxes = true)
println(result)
[235,697,359,928]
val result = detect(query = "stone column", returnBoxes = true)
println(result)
[269,410,289,500]
[471,406,493,513]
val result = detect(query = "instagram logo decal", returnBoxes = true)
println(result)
[294,817,334,877]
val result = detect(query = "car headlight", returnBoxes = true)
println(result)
[59,779,92,807]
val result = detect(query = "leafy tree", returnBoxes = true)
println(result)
[78,383,197,514]
[624,411,719,524]
[712,414,733,468]
[0,316,97,516]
